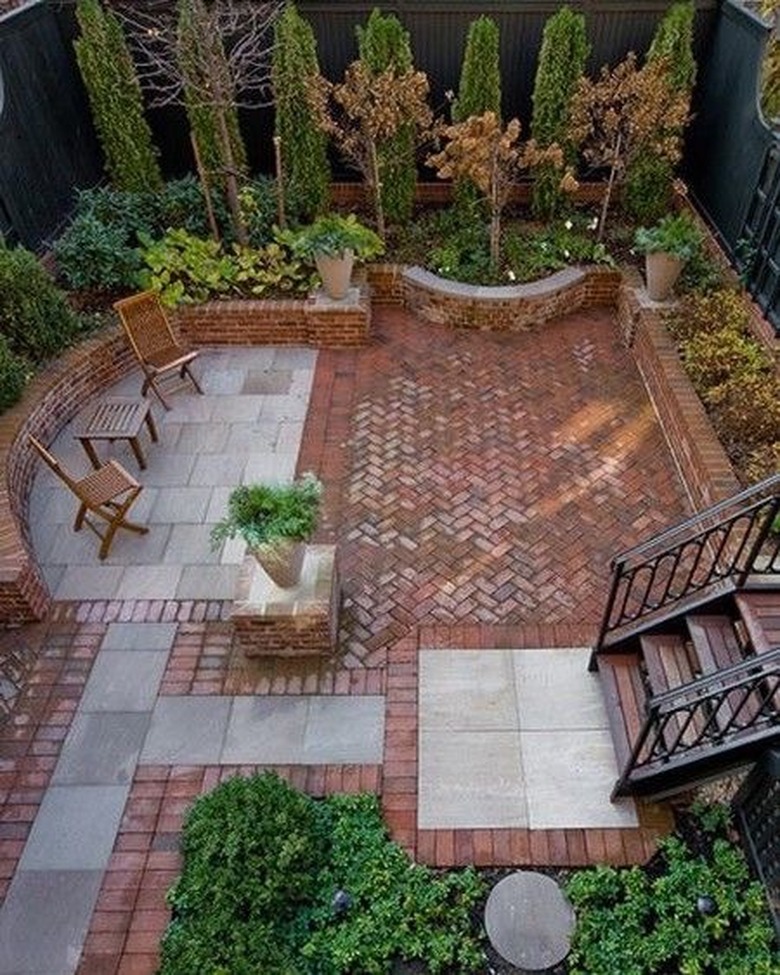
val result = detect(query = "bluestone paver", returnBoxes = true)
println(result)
[176,564,239,600]
[114,565,182,601]
[80,651,168,712]
[148,486,211,523]
[54,566,125,601]
[513,647,609,730]
[140,696,231,764]
[419,650,517,731]
[221,697,308,764]
[162,524,221,565]
[303,696,385,763]
[101,622,177,651]
[52,712,150,785]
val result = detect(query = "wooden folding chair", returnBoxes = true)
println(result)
[113,291,203,410]
[29,436,149,560]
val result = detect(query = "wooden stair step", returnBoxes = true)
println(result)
[595,652,645,776]
[640,633,705,749]
[735,592,780,652]
[686,614,760,729]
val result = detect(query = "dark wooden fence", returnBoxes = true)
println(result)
[0,1,101,249]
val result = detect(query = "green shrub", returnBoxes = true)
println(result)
[237,176,278,247]
[357,10,417,227]
[504,216,613,283]
[566,804,779,975]
[530,6,589,219]
[647,1,697,94]
[159,774,485,975]
[53,212,141,291]
[74,0,162,192]
[452,15,501,122]
[681,327,773,394]
[706,372,780,450]
[678,246,724,296]
[0,335,29,413]
[156,176,229,239]
[623,153,675,225]
[272,2,331,222]
[0,245,81,362]
[665,288,749,343]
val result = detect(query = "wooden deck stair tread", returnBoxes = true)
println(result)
[640,633,704,749]
[686,614,761,729]
[735,592,780,652]
[595,653,644,776]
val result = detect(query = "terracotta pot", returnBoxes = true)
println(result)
[249,538,306,588]
[645,252,683,302]
[315,250,354,300]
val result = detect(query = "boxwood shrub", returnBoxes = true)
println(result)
[0,334,29,412]
[159,773,485,974]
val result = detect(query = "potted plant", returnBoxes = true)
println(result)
[634,211,703,301]
[288,213,384,299]
[210,473,323,588]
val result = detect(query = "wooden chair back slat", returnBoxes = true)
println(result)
[114,292,176,361]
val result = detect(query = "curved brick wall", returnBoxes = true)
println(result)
[401,265,622,330]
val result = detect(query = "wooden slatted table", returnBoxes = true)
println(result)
[75,397,158,470]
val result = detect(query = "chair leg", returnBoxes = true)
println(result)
[181,363,204,396]
[74,503,88,531]
[143,374,171,411]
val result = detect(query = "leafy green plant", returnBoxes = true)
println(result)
[0,335,29,413]
[530,5,589,219]
[74,0,162,192]
[357,9,417,227]
[159,774,485,974]
[272,1,331,222]
[54,212,141,291]
[647,0,697,95]
[682,327,773,395]
[634,212,704,261]
[504,215,613,282]
[139,228,236,305]
[623,153,676,226]
[287,213,384,262]
[566,804,779,974]
[707,372,780,450]
[210,473,322,551]
[452,15,501,123]
[231,241,316,296]
[0,244,82,362]
[665,288,749,342]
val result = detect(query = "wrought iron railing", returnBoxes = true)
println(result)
[595,475,780,650]
[613,646,780,797]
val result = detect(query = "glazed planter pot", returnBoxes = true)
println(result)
[250,538,306,589]
[315,250,354,300]
[645,251,684,302]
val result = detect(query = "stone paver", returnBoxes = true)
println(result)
[78,650,168,711]
[52,712,150,785]
[140,696,231,764]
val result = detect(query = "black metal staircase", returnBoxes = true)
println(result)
[592,474,780,799]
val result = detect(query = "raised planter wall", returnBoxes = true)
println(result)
[402,265,622,331]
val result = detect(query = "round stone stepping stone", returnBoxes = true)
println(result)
[484,870,575,971]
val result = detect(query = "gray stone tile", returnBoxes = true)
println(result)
[19,785,129,870]
[221,697,308,763]
[173,423,233,454]
[104,524,171,566]
[419,649,517,731]
[114,564,182,600]
[29,485,76,525]
[79,651,168,711]
[102,622,177,651]
[210,396,265,423]
[176,564,238,600]
[46,523,108,565]
[225,421,280,453]
[53,712,150,785]
[141,696,231,764]
[201,367,245,395]
[243,453,297,483]
[189,453,246,488]
[163,524,220,565]
[165,397,214,423]
[205,486,231,523]
[0,869,102,974]
[277,418,306,444]
[242,369,292,394]
[142,451,196,486]
[513,648,609,731]
[273,348,316,369]
[54,566,125,600]
[418,729,528,829]
[41,563,66,595]
[149,486,211,523]
[520,729,638,829]
[303,696,385,763]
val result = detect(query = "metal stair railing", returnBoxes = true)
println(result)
[595,474,780,651]
[613,646,780,798]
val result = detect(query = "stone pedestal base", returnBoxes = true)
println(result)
[231,544,339,657]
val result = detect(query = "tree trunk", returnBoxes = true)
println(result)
[489,149,501,268]
[369,138,385,239]
[598,131,622,242]
[190,131,220,242]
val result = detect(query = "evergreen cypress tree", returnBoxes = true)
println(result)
[356,10,417,226]
[530,6,589,219]
[272,3,330,221]
[452,15,502,122]
[74,0,162,192]
[624,1,696,223]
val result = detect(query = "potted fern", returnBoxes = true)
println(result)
[288,213,384,299]
[210,473,323,588]
[634,211,703,301]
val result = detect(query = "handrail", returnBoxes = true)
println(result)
[615,648,780,795]
[595,475,780,649]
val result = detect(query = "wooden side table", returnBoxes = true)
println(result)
[75,397,158,470]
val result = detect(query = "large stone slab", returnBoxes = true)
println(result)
[53,712,149,785]
[419,649,517,731]
[79,651,167,712]
[141,696,231,764]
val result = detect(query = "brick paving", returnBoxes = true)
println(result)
[0,302,694,973]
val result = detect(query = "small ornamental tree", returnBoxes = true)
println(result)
[428,111,563,268]
[569,53,690,239]
[309,61,433,237]
[530,6,589,219]
[625,1,696,223]
[74,0,162,192]
[272,2,330,221]
[760,0,780,122]
[356,10,417,226]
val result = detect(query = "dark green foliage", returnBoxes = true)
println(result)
[530,6,589,218]
[158,774,485,974]
[74,0,162,192]
[566,804,779,975]
[356,10,417,225]
[623,154,674,225]
[54,213,141,292]
[452,16,501,122]
[0,335,29,413]
[0,244,81,362]
[272,3,330,221]
[647,1,697,94]
[177,0,247,183]
[210,473,322,549]
[238,176,280,247]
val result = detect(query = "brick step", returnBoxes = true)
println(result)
[596,652,645,776]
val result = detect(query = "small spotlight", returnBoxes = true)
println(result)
[696,894,716,916]
[332,889,353,917]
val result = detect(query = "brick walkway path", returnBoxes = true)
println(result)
[303,306,689,669]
